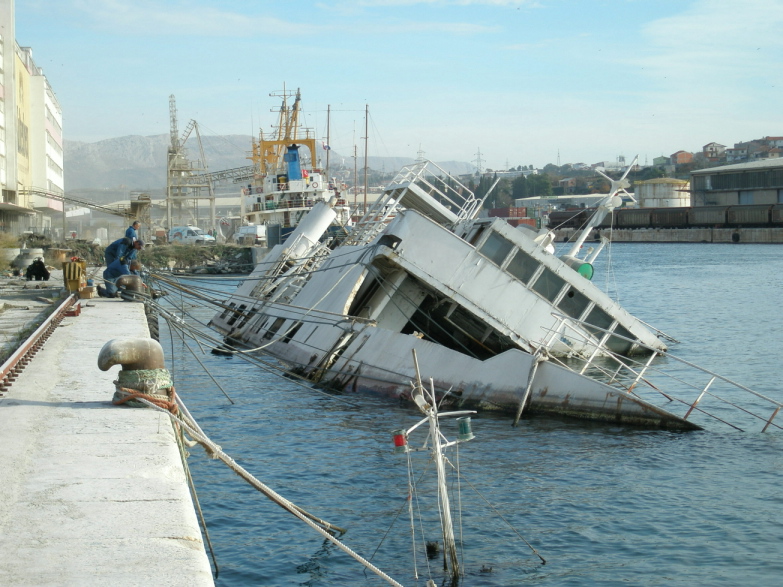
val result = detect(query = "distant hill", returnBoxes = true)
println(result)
[63,134,476,201]
[64,134,254,195]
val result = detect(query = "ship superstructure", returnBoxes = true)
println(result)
[239,89,351,245]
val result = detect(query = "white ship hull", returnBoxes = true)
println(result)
[210,162,697,430]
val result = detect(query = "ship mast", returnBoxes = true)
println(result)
[566,155,638,260]
[249,87,316,178]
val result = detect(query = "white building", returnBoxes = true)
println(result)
[0,0,63,236]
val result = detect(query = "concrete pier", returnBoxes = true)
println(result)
[0,297,214,586]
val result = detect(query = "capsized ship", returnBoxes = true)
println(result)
[239,89,351,246]
[210,160,698,429]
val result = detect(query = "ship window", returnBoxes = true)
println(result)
[262,317,286,340]
[465,223,488,246]
[227,304,247,326]
[582,307,634,355]
[236,307,258,330]
[607,324,634,355]
[252,313,269,334]
[558,288,590,319]
[478,232,514,266]
[282,321,302,343]
[219,301,235,320]
[506,250,538,284]
[531,268,565,302]
[584,306,613,337]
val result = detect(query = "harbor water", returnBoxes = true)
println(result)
[159,242,783,586]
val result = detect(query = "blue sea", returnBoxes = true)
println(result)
[158,242,783,586]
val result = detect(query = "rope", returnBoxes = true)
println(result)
[112,386,178,414]
[122,392,403,587]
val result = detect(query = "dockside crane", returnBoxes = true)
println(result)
[166,95,216,233]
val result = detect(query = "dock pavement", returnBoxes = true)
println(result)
[0,293,214,586]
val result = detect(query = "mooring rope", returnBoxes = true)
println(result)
[123,393,404,587]
[112,386,178,414]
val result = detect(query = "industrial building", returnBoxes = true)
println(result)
[690,158,783,206]
[635,178,690,208]
[0,0,64,236]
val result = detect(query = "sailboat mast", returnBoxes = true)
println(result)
[326,104,331,178]
[363,104,369,212]
[354,144,359,212]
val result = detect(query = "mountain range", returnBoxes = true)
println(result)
[64,134,476,202]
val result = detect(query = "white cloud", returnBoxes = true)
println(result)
[635,0,783,90]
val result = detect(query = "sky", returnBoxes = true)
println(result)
[13,0,783,170]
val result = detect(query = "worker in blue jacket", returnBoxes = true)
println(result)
[125,220,141,242]
[98,259,142,297]
[104,237,143,266]
[98,258,130,297]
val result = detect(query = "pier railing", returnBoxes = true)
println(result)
[539,312,783,432]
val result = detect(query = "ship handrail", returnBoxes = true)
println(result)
[342,160,479,247]
[539,312,783,431]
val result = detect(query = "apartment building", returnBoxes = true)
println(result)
[0,0,63,236]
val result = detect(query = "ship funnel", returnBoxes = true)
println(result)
[285,144,303,181]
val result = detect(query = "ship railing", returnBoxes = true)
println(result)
[251,198,318,212]
[343,160,479,247]
[388,160,480,223]
[539,312,783,432]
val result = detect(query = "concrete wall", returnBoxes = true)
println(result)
[555,227,783,243]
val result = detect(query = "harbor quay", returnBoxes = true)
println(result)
[554,226,783,243]
[0,296,214,586]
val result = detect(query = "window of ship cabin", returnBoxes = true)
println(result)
[281,321,302,343]
[465,222,488,246]
[251,313,268,334]
[226,304,247,326]
[607,324,634,355]
[530,268,565,302]
[583,306,634,354]
[219,301,235,320]
[262,317,286,340]
[236,307,257,330]
[506,250,538,285]
[478,232,514,266]
[558,287,591,320]
[583,306,613,338]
